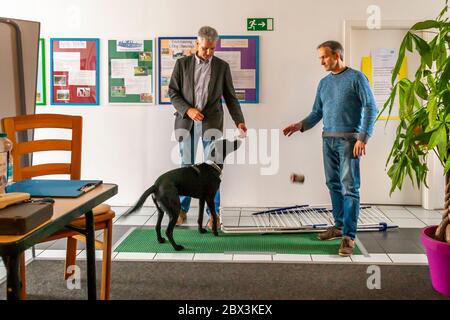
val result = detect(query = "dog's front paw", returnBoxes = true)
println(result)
[213,230,219,236]
[174,245,185,251]
[157,237,166,243]
[199,228,207,234]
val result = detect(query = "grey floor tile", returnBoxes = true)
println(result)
[371,229,422,241]
[47,238,85,250]
[357,229,426,254]
[356,233,386,254]
[34,240,57,250]
[102,225,136,248]
[375,239,425,254]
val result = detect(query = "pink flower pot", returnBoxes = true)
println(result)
[420,225,450,297]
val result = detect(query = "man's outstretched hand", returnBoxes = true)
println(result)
[283,122,302,137]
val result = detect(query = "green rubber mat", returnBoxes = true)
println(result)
[115,228,362,255]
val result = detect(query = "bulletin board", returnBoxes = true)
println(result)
[36,38,46,106]
[158,36,259,105]
[215,35,259,104]
[50,38,100,105]
[158,37,197,104]
[108,39,154,104]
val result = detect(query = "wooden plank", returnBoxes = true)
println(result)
[16,139,72,155]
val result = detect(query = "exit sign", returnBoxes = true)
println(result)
[247,18,274,31]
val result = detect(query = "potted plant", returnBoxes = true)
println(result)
[379,0,450,296]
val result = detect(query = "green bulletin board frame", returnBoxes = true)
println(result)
[108,39,154,104]
[36,38,46,105]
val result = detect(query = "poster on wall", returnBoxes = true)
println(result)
[360,48,407,119]
[108,39,154,104]
[36,38,46,105]
[50,38,100,105]
[158,37,197,104]
[215,35,259,104]
[158,35,259,105]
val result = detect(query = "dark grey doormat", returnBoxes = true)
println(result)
[0,260,448,300]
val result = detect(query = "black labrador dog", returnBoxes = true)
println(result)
[123,138,241,251]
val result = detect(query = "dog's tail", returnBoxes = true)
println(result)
[123,185,157,216]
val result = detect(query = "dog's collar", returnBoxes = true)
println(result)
[205,160,222,179]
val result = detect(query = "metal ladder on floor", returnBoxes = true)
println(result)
[221,205,398,234]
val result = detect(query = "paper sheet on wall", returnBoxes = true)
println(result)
[111,59,138,78]
[125,75,151,94]
[371,48,397,109]
[53,52,80,71]
[221,39,249,48]
[231,69,256,89]
[59,41,86,49]
[69,70,96,86]
[214,51,241,70]
[160,56,177,75]
[116,40,144,52]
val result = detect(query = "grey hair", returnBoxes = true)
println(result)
[317,40,344,60]
[197,26,219,42]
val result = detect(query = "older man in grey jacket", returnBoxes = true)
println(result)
[169,26,247,227]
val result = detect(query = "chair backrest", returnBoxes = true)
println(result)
[1,113,82,181]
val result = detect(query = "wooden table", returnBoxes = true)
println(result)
[0,183,118,300]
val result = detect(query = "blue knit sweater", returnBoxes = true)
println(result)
[301,67,378,143]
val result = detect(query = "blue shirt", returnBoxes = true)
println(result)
[194,54,212,111]
[301,67,378,143]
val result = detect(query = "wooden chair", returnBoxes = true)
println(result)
[1,113,115,300]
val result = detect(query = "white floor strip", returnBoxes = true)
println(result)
[232,254,273,262]
[311,255,352,263]
[193,253,233,262]
[154,253,194,261]
[35,250,82,260]
[350,254,393,264]
[387,254,428,265]
[272,254,312,262]
[114,252,156,261]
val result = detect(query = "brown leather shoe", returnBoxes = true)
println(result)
[207,214,221,229]
[317,226,343,241]
[176,210,187,225]
[338,236,355,257]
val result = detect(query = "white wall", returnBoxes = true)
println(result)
[1,0,444,207]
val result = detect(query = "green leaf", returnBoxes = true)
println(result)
[427,74,436,91]
[411,34,432,68]
[428,124,446,150]
[415,81,428,100]
[445,157,450,175]
[378,83,398,121]
[405,32,413,52]
[426,95,438,126]
[391,34,409,84]
[438,56,450,91]
[411,20,441,30]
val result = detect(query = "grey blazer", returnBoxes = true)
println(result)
[168,55,245,141]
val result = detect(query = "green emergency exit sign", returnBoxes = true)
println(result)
[247,18,274,31]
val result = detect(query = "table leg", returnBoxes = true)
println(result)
[85,210,97,300]
[2,254,21,300]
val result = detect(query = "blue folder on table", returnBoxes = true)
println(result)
[5,179,103,198]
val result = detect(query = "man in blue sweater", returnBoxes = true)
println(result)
[283,40,378,256]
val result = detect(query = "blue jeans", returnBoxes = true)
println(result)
[322,137,360,239]
[179,122,220,215]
